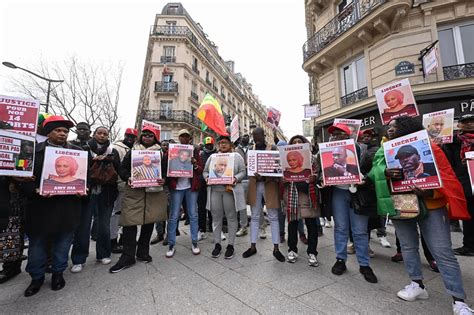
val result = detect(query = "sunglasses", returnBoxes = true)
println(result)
[142,133,154,138]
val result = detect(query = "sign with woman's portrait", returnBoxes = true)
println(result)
[279,143,312,182]
[375,79,419,125]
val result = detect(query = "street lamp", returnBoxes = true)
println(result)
[2,61,64,112]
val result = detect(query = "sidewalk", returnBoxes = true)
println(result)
[1,224,472,314]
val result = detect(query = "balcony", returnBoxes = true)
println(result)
[340,87,368,107]
[142,110,201,129]
[443,63,474,81]
[160,56,176,63]
[191,91,199,102]
[154,81,178,93]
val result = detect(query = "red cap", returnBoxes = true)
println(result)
[42,115,74,128]
[125,128,138,137]
[328,123,352,135]
[357,131,364,139]
[362,129,374,135]
[141,126,160,141]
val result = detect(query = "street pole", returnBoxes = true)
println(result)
[46,81,51,113]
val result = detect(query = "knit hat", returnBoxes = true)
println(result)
[204,136,215,145]
[42,115,74,135]
[125,128,138,137]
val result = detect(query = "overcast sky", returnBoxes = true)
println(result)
[0,0,309,139]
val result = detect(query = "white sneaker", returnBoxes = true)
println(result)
[97,258,112,265]
[259,228,267,239]
[379,236,392,248]
[324,221,332,228]
[236,226,248,237]
[287,251,298,263]
[397,282,429,301]
[308,254,319,267]
[221,232,227,241]
[166,246,175,258]
[198,231,207,242]
[192,244,201,255]
[70,264,83,273]
[453,301,474,315]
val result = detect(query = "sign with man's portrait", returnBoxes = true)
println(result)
[333,118,362,141]
[422,109,454,144]
[383,130,442,192]
[167,144,194,178]
[319,139,361,186]
[131,150,162,188]
[208,153,234,185]
[465,151,474,196]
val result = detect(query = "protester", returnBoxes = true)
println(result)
[70,122,92,149]
[70,127,120,273]
[203,135,246,259]
[197,136,216,241]
[443,114,474,256]
[21,116,84,296]
[282,135,319,266]
[151,139,169,245]
[163,129,203,258]
[235,134,251,237]
[109,126,167,273]
[242,127,284,262]
[371,116,471,313]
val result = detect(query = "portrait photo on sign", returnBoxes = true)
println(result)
[40,147,88,196]
[383,130,442,192]
[375,79,419,125]
[333,118,362,140]
[279,143,312,182]
[465,152,474,195]
[208,153,234,185]
[422,109,454,144]
[0,130,35,177]
[167,143,193,178]
[319,139,361,186]
[266,107,281,129]
[131,150,161,187]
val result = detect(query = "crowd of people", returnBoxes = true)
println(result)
[0,113,473,314]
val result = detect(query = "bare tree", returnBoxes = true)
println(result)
[9,56,124,140]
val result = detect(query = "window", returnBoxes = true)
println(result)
[340,56,366,96]
[191,81,197,93]
[163,46,175,57]
[160,100,173,117]
[192,57,199,73]
[161,130,172,141]
[337,0,353,13]
[162,73,173,82]
[165,21,176,34]
[438,22,474,67]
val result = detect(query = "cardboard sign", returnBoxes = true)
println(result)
[247,150,282,177]
[383,130,442,192]
[0,130,35,177]
[375,79,419,125]
[230,116,239,143]
[40,147,88,196]
[279,143,312,182]
[422,109,454,144]
[466,152,474,196]
[131,150,162,188]
[0,95,40,136]
[207,153,234,185]
[141,119,161,140]
[266,107,281,129]
[319,139,361,186]
[167,144,194,178]
[333,118,362,140]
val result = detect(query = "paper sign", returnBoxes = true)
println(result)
[230,116,239,143]
[0,130,35,177]
[279,143,312,182]
[375,79,419,125]
[207,153,234,185]
[0,95,40,136]
[383,130,442,192]
[319,139,362,185]
[167,144,194,178]
[333,118,362,140]
[40,147,88,195]
[466,152,474,196]
[247,150,282,177]
[131,150,162,188]
[266,107,281,129]
[422,109,454,144]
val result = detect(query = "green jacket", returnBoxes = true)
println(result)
[367,147,396,217]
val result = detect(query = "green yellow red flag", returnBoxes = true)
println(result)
[196,93,228,136]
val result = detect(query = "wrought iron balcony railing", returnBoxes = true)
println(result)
[142,110,201,129]
[154,81,178,93]
[303,0,385,62]
[341,87,368,107]
[160,56,176,63]
[443,63,474,81]
[191,91,199,101]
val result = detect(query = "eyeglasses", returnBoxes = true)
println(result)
[142,133,154,138]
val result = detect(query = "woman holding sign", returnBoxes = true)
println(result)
[203,135,246,259]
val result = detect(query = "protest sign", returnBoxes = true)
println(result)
[0,95,40,136]
[0,130,35,177]
[333,118,362,140]
[266,107,281,129]
[383,130,442,192]
[375,79,419,125]
[131,150,162,188]
[207,153,234,185]
[422,109,454,144]
[319,139,361,185]
[230,116,239,143]
[247,150,282,177]
[466,152,474,195]
[40,147,88,196]
[167,144,194,178]
[141,119,161,140]
[279,143,312,182]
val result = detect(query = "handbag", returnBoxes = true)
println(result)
[391,194,419,219]
[89,160,118,185]
[0,216,22,263]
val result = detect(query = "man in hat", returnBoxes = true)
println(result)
[443,114,474,256]
[197,136,216,240]
[395,145,437,180]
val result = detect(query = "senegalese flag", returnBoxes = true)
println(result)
[196,93,228,136]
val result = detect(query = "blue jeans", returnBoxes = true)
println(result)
[250,182,280,244]
[332,187,370,266]
[71,193,113,264]
[393,207,466,299]
[26,232,74,280]
[168,189,198,247]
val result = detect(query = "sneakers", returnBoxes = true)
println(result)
[359,266,378,283]
[308,254,319,267]
[97,258,112,265]
[331,259,347,275]
[397,282,429,301]
[453,247,474,256]
[236,226,248,237]
[192,243,201,255]
[379,236,391,248]
[212,243,222,258]
[287,251,298,263]
[221,232,227,241]
[136,254,153,263]
[325,221,332,228]
[224,245,234,259]
[166,246,175,258]
[347,243,355,254]
[198,231,208,242]
[369,247,375,258]
[453,301,474,315]
[259,228,267,239]
[70,264,83,273]
[391,252,403,262]
[109,259,135,273]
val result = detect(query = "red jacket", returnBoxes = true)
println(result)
[163,147,203,192]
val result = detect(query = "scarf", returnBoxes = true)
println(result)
[88,138,112,157]
[457,132,474,161]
